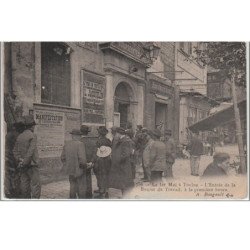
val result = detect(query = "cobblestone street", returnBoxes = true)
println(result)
[41,144,240,199]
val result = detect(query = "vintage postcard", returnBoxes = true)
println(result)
[1,42,248,200]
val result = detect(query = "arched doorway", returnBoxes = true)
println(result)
[114,82,133,128]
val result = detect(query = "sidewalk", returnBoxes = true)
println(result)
[41,144,240,199]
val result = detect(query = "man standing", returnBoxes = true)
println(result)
[80,125,96,199]
[61,129,87,199]
[13,115,41,199]
[142,130,155,181]
[143,129,166,183]
[109,127,134,196]
[202,152,231,178]
[164,130,176,179]
[93,126,112,198]
[187,131,204,176]
[5,118,25,198]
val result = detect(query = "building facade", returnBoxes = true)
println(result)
[174,42,217,144]
[4,42,179,181]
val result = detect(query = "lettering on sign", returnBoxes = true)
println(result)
[151,81,173,96]
[81,70,105,124]
[34,110,65,158]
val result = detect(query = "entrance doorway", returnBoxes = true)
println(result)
[155,102,167,133]
[114,82,132,129]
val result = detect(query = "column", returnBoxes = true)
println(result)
[137,83,144,126]
[105,70,114,129]
[34,42,41,103]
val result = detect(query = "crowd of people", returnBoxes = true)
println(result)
[4,115,234,199]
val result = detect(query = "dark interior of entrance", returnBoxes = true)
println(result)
[155,102,167,131]
[114,82,131,129]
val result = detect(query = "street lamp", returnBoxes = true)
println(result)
[142,42,160,61]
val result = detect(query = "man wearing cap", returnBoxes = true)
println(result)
[4,118,26,198]
[80,125,96,198]
[61,129,87,199]
[125,129,136,179]
[13,115,41,198]
[109,127,134,196]
[143,129,167,183]
[93,126,112,198]
[134,126,149,181]
[187,131,204,176]
[142,130,155,181]
[202,152,231,177]
[164,130,176,179]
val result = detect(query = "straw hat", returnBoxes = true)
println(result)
[97,146,112,158]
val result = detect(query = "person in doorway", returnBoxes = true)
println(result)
[109,127,134,197]
[187,131,204,177]
[80,125,95,198]
[61,129,87,199]
[93,126,112,198]
[202,152,231,178]
[4,118,26,198]
[13,115,41,199]
[144,129,167,183]
[164,129,176,179]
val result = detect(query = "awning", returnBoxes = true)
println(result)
[188,99,246,132]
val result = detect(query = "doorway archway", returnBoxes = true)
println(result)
[114,82,135,129]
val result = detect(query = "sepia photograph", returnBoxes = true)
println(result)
[1,42,248,200]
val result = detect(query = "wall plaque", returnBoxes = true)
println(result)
[34,110,65,158]
[81,70,105,124]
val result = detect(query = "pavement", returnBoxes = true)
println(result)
[41,144,241,199]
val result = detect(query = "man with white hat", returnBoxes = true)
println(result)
[93,126,112,198]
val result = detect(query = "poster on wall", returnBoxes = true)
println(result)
[34,110,65,158]
[81,70,105,124]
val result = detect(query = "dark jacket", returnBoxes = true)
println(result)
[13,129,39,166]
[5,130,19,170]
[109,135,134,190]
[80,136,97,163]
[202,162,227,177]
[165,137,176,164]
[148,140,167,172]
[188,137,204,156]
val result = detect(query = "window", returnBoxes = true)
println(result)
[41,43,71,106]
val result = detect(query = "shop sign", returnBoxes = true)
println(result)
[151,80,173,97]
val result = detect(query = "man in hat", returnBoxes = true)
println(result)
[109,127,134,197]
[164,129,176,179]
[4,118,26,198]
[144,129,166,183]
[61,129,87,199]
[142,130,155,181]
[125,129,136,179]
[134,126,148,181]
[80,125,96,198]
[13,115,41,198]
[187,131,204,176]
[93,126,112,198]
[202,152,231,178]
